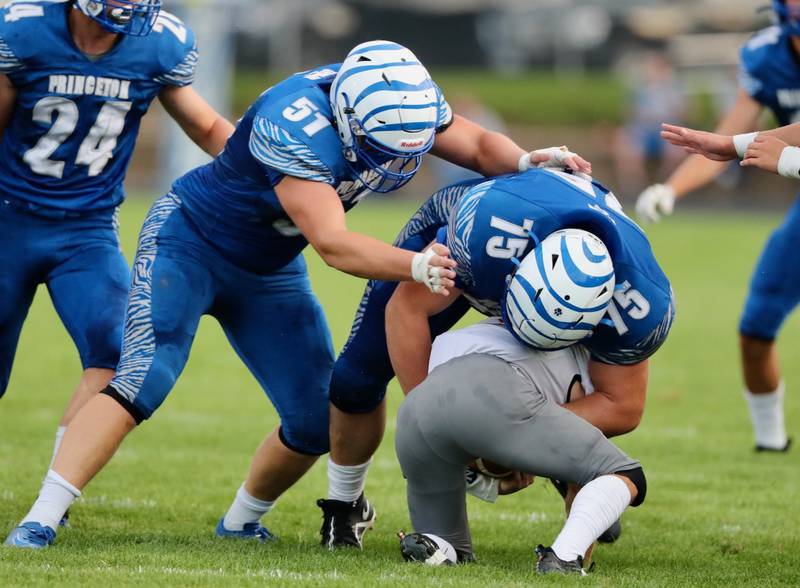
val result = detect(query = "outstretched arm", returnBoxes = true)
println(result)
[275,177,456,291]
[159,85,236,157]
[431,114,591,177]
[636,90,762,223]
[561,360,648,437]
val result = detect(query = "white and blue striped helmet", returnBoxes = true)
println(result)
[502,229,615,350]
[75,0,161,36]
[331,40,442,193]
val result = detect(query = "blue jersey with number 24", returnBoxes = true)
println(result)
[0,0,197,212]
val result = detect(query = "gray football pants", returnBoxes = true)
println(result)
[395,353,641,558]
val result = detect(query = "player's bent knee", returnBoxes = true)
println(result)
[329,364,388,414]
[614,466,647,507]
[278,423,329,456]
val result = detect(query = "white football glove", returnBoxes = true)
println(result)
[411,248,447,294]
[520,146,578,171]
[465,467,499,503]
[635,183,676,224]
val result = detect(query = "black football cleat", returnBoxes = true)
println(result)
[398,531,455,565]
[317,493,376,549]
[535,545,587,576]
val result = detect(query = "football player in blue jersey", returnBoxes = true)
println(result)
[323,166,673,548]
[5,40,592,548]
[0,0,233,496]
[635,0,798,453]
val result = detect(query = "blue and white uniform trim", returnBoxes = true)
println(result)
[111,193,182,403]
[249,117,335,184]
[154,45,199,87]
[447,180,495,288]
[0,35,22,73]
[595,289,676,365]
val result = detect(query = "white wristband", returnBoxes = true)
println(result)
[518,152,532,172]
[733,132,758,159]
[777,146,800,179]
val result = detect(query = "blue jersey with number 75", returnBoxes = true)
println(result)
[442,168,676,365]
[0,1,197,213]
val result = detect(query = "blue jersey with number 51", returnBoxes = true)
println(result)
[0,0,197,213]
[174,64,452,274]
[443,168,675,365]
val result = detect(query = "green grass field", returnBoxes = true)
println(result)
[1,199,799,587]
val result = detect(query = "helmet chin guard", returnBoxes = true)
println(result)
[75,0,162,36]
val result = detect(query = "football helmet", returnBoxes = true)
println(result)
[75,0,162,37]
[330,40,443,193]
[773,1,800,35]
[502,228,615,350]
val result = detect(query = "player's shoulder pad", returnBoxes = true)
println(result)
[0,0,69,73]
[250,83,346,184]
[149,10,198,87]
[740,26,784,77]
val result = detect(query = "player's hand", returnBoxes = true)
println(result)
[635,183,676,224]
[526,146,593,175]
[498,471,535,495]
[660,123,737,161]
[742,134,789,174]
[411,244,457,296]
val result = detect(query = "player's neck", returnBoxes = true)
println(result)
[68,8,120,57]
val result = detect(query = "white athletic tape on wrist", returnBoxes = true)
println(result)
[777,146,800,179]
[518,152,533,172]
[412,249,445,292]
[733,132,758,159]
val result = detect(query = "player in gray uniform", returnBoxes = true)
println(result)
[395,321,647,574]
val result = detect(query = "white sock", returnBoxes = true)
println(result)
[744,383,788,449]
[551,475,632,562]
[22,469,81,531]
[47,426,67,471]
[222,484,275,531]
[327,459,371,503]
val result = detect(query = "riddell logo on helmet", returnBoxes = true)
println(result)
[400,140,425,149]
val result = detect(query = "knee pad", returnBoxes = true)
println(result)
[329,361,389,415]
[615,466,647,507]
[278,420,330,457]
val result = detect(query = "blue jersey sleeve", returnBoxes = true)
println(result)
[446,180,496,289]
[0,3,31,75]
[0,34,23,74]
[435,83,454,132]
[738,26,782,100]
[152,11,198,87]
[249,116,336,185]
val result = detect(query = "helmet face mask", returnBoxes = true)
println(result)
[502,229,615,351]
[773,0,800,36]
[75,0,162,37]
[331,40,440,193]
